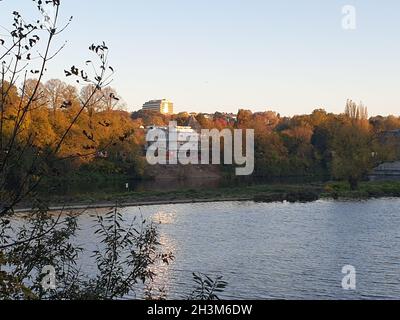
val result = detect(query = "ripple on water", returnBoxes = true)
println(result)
[74,199,400,300]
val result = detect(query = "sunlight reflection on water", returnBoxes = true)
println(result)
[72,199,400,300]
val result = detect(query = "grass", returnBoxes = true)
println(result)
[323,180,400,199]
[22,180,400,209]
[28,182,323,207]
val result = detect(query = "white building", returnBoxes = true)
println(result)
[145,124,199,154]
[142,99,174,115]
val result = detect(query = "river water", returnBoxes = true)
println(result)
[72,198,400,300]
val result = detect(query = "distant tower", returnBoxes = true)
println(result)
[142,99,174,115]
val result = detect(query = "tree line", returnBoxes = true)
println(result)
[136,100,398,189]
[3,77,399,192]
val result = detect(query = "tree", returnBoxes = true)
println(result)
[0,0,173,301]
[0,207,173,300]
[345,99,368,121]
[331,122,374,190]
[45,79,68,114]
[237,109,253,128]
[255,132,288,177]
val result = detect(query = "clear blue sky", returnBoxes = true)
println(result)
[1,0,400,116]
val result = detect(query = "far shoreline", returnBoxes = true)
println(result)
[15,197,254,213]
[14,180,400,213]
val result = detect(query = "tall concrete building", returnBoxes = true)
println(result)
[142,99,174,115]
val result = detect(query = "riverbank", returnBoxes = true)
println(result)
[324,180,400,199]
[16,180,400,211]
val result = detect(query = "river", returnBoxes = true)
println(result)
[72,198,400,300]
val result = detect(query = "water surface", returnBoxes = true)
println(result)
[75,199,400,300]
